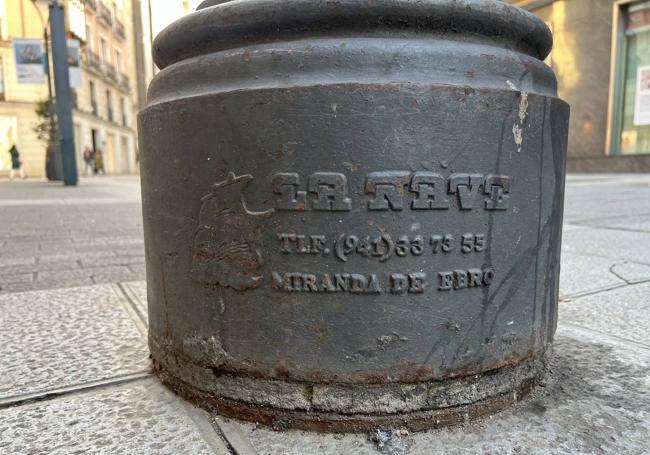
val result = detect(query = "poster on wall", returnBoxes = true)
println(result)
[67,39,81,88]
[13,38,45,84]
[634,65,650,126]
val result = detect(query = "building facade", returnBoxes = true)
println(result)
[132,0,202,113]
[0,0,139,178]
[509,0,650,172]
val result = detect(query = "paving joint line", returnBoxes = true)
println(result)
[562,250,650,266]
[114,283,148,338]
[567,223,650,235]
[182,402,234,454]
[561,275,650,301]
[566,210,650,225]
[560,323,650,351]
[560,282,629,301]
[0,371,152,410]
[213,416,259,455]
[116,282,148,325]
[608,262,631,285]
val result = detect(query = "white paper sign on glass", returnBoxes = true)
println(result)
[634,65,650,126]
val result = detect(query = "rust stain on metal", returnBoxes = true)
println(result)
[444,350,535,380]
[200,349,537,385]
[272,360,293,380]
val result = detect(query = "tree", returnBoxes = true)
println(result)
[33,99,61,181]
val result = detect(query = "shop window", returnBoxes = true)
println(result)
[0,57,4,101]
[617,1,650,154]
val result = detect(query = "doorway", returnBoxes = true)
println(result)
[106,132,115,174]
[120,136,129,173]
[91,128,99,154]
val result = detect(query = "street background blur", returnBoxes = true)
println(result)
[0,1,648,178]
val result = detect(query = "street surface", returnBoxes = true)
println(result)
[0,175,649,454]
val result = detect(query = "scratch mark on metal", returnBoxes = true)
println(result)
[507,80,528,154]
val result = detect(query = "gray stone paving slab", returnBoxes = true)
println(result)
[0,243,42,253]
[129,263,147,276]
[38,245,81,255]
[37,268,99,282]
[74,243,145,254]
[561,223,587,232]
[14,264,142,292]
[577,214,650,233]
[563,196,650,225]
[39,237,74,244]
[21,277,95,292]
[80,231,145,240]
[73,236,145,247]
[1,236,50,245]
[37,250,118,263]
[0,284,150,402]
[226,326,650,455]
[79,255,145,267]
[562,178,650,224]
[562,226,650,263]
[40,234,75,241]
[0,180,146,294]
[0,255,36,267]
[0,282,39,293]
[0,259,81,275]
[2,176,650,454]
[559,252,624,298]
[559,282,650,348]
[114,246,146,257]
[0,379,228,455]
[0,272,33,285]
[90,265,142,283]
[0,248,47,259]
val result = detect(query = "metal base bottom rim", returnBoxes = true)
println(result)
[154,364,545,433]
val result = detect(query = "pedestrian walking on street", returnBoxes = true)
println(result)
[8,144,25,180]
[94,148,105,175]
[82,145,95,176]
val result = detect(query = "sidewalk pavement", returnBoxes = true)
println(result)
[0,175,649,454]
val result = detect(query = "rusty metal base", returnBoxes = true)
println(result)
[158,373,540,433]
[151,341,550,433]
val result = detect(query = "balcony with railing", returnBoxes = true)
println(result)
[119,72,130,92]
[98,3,113,27]
[115,20,126,41]
[105,63,118,83]
[82,45,133,94]
[85,48,102,71]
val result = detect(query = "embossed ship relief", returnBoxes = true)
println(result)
[191,172,273,291]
